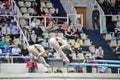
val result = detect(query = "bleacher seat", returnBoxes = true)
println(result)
[20,7,27,13]
[77,53,84,59]
[84,39,91,46]
[18,1,25,7]
[116,22,120,28]
[41,2,46,7]
[60,67,67,73]
[92,68,97,73]
[105,33,112,41]
[80,33,87,40]
[49,8,55,14]
[89,45,96,54]
[46,2,53,8]
[110,39,117,48]
[25,1,31,7]
[112,16,118,22]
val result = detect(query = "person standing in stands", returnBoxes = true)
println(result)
[28,41,49,67]
[92,5,100,30]
[49,37,72,63]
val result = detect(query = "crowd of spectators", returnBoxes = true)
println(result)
[98,0,120,15]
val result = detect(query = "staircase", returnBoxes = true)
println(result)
[86,30,118,60]
[50,0,66,17]
[86,30,119,73]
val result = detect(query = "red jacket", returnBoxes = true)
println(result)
[26,61,38,69]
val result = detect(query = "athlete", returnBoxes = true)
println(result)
[28,41,49,67]
[49,37,71,63]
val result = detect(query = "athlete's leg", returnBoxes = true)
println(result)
[49,38,69,63]
[28,45,49,67]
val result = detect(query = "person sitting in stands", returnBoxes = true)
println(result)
[64,27,74,39]
[73,39,81,55]
[0,37,9,49]
[11,44,21,63]
[9,24,19,40]
[46,21,58,33]
[1,23,10,36]
[1,44,11,63]
[52,8,60,23]
[93,46,104,60]
[8,18,17,27]
[61,22,69,34]
[20,44,29,63]
[31,24,44,38]
[0,30,3,41]
[29,30,38,45]
[115,45,120,59]
[30,18,37,28]
[75,20,84,33]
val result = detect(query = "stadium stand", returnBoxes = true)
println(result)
[0,1,120,79]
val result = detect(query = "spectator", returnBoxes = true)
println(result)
[11,44,21,56]
[73,39,81,55]
[46,21,58,33]
[0,37,9,48]
[75,20,84,33]
[61,22,69,34]
[64,27,74,39]
[11,44,21,63]
[109,3,117,15]
[115,0,120,14]
[20,44,29,63]
[52,8,60,17]
[9,24,19,40]
[92,5,100,30]
[83,56,93,73]
[26,56,38,73]
[102,0,111,14]
[29,30,38,45]
[42,38,49,50]
[1,44,11,63]
[8,18,17,27]
[72,26,79,39]
[0,1,5,9]
[20,44,29,56]
[31,24,44,37]
[36,0,41,13]
[31,1,37,10]
[0,5,7,15]
[37,7,45,16]
[42,13,51,26]
[30,18,37,28]
[93,46,104,60]
[52,8,60,23]
[0,30,3,41]
[115,45,120,59]
[1,23,10,36]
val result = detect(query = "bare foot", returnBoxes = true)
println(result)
[44,64,50,67]
[63,59,70,63]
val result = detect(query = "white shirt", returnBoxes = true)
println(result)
[95,49,104,57]
[30,22,36,28]
[2,26,10,35]
[11,48,21,55]
[0,3,5,9]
